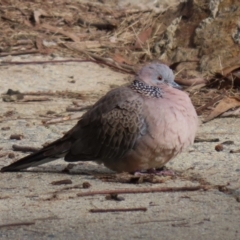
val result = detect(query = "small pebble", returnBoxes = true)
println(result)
[82,182,91,189]
[215,144,223,152]
[8,152,15,158]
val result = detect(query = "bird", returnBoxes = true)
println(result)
[1,63,198,173]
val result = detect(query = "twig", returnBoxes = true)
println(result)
[0,50,39,57]
[0,152,9,158]
[51,179,73,185]
[58,184,84,192]
[218,55,224,76]
[86,52,135,74]
[194,137,219,143]
[0,221,35,228]
[66,105,92,112]
[77,186,203,197]
[78,18,116,31]
[65,44,135,74]
[230,149,240,153]
[0,58,134,74]
[89,207,147,213]
[115,9,152,18]
[222,140,234,145]
[3,90,84,99]
[133,218,186,224]
[20,91,57,96]
[0,59,93,66]
[185,83,206,92]
[21,96,51,102]
[42,116,70,125]
[40,23,79,42]
[12,144,40,153]
[42,114,81,125]
[10,134,24,140]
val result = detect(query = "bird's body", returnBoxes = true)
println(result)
[1,63,198,173]
[102,83,197,172]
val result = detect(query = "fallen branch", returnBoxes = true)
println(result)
[89,207,147,213]
[77,186,203,197]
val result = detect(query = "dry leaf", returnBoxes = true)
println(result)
[215,55,240,77]
[111,54,132,65]
[221,108,240,117]
[33,9,47,25]
[204,97,240,122]
[23,19,32,27]
[221,65,240,77]
[134,27,152,49]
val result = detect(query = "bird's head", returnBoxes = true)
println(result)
[137,63,181,90]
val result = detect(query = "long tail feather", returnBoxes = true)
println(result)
[1,140,71,172]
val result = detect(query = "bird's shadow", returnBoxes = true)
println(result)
[1,162,177,184]
[1,162,115,176]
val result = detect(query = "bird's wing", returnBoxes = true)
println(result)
[64,86,147,162]
[0,86,147,172]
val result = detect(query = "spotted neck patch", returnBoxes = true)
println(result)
[130,79,162,98]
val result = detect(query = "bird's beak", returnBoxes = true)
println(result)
[170,81,182,90]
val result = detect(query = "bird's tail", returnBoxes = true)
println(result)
[1,140,71,172]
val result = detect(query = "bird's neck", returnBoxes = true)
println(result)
[130,79,162,98]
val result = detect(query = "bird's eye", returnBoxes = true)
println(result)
[158,75,162,80]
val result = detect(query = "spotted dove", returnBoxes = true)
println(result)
[1,63,198,173]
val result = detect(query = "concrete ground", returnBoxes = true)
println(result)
[0,56,240,240]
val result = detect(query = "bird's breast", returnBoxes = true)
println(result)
[143,89,198,151]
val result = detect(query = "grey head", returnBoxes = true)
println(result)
[137,62,181,90]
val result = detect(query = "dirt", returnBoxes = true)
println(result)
[0,54,239,240]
